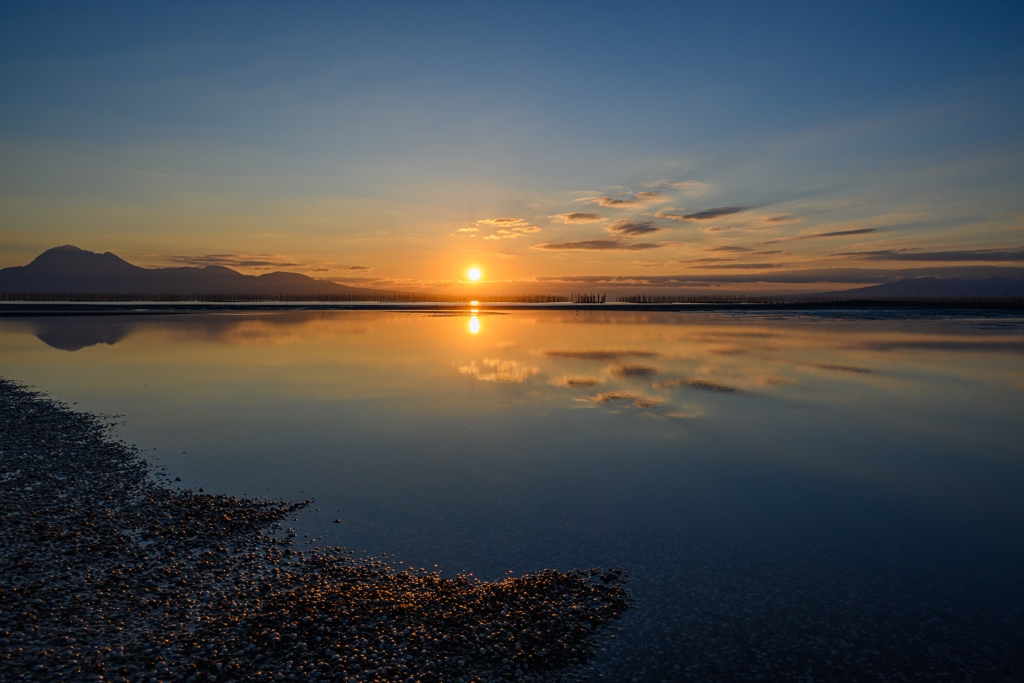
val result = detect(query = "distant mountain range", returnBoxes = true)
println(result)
[0,246,377,296]
[839,277,1024,298]
[1,246,1023,300]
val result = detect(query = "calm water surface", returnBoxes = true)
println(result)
[2,309,1023,681]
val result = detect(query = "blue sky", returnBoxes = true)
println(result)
[2,1,1022,291]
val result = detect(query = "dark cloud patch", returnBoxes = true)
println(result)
[593,197,638,207]
[537,350,660,361]
[657,207,746,221]
[533,239,665,251]
[328,276,389,284]
[609,363,659,378]
[764,215,795,223]
[832,247,1024,262]
[693,263,782,270]
[608,220,662,236]
[657,378,743,393]
[552,212,604,224]
[760,228,878,245]
[347,265,372,271]
[707,246,756,253]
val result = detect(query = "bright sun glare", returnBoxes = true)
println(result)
[468,268,481,281]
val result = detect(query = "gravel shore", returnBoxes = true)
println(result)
[0,378,629,683]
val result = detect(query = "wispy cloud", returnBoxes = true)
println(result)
[648,180,710,196]
[477,217,541,240]
[707,246,756,253]
[585,191,666,208]
[551,212,604,224]
[476,218,532,227]
[533,238,665,251]
[703,220,781,233]
[327,275,388,284]
[831,247,1024,262]
[690,263,782,269]
[760,227,878,245]
[160,253,304,269]
[678,257,735,264]
[347,265,372,271]
[608,219,663,236]
[656,207,746,221]
[455,227,479,233]
[532,266,1024,286]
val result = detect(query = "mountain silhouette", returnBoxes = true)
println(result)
[840,277,1024,298]
[0,246,378,296]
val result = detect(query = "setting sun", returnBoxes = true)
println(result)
[467,268,481,281]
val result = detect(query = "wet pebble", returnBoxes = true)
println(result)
[0,378,630,682]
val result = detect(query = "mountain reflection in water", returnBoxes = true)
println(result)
[1,309,1022,681]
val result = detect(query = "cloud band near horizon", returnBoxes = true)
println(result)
[533,238,665,251]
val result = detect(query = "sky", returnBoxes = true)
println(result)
[1,1,1023,293]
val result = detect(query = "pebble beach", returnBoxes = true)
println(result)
[0,378,630,683]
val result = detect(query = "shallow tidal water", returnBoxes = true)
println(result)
[2,308,1023,681]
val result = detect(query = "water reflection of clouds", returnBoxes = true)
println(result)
[657,378,744,393]
[588,390,665,409]
[841,338,1024,353]
[807,362,872,374]
[550,375,602,388]
[665,408,704,419]
[759,375,794,386]
[534,349,660,360]
[458,358,540,383]
[608,363,659,378]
